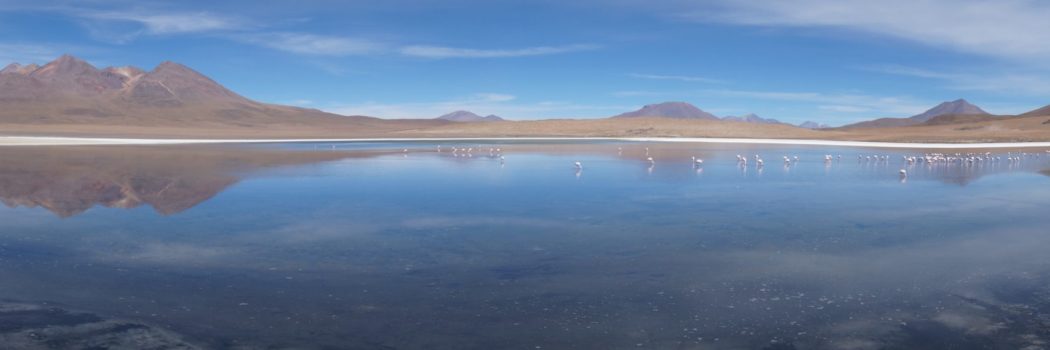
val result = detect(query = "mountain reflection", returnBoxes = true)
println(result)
[0,146,356,217]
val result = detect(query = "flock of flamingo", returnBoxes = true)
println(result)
[422,144,1050,179]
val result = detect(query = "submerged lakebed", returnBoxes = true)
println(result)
[1,141,1049,349]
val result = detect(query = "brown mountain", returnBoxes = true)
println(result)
[611,102,719,120]
[1022,104,1050,117]
[842,99,989,128]
[0,54,383,133]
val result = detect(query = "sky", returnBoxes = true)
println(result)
[2,0,1050,125]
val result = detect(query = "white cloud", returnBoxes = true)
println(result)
[472,93,516,102]
[629,73,721,83]
[82,11,246,34]
[684,0,1050,62]
[818,105,871,113]
[399,44,599,58]
[612,90,668,97]
[866,64,1050,97]
[0,43,65,64]
[232,32,386,56]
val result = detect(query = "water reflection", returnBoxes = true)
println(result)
[0,146,365,217]
[0,142,1048,349]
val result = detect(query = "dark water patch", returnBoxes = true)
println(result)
[0,302,198,349]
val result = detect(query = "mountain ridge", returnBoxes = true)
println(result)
[437,110,504,122]
[843,99,989,128]
[0,54,370,128]
[721,113,791,126]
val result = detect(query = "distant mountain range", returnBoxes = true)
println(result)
[610,101,816,127]
[843,99,990,128]
[721,113,790,125]
[4,55,1050,139]
[436,110,504,122]
[0,54,365,128]
[798,121,830,129]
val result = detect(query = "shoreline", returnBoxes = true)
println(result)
[3,135,1050,149]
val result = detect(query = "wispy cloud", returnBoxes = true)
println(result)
[629,73,721,83]
[399,44,599,58]
[612,90,669,97]
[683,0,1050,63]
[0,43,67,64]
[231,32,386,56]
[5,5,601,60]
[82,10,247,34]
[472,93,517,102]
[818,105,871,113]
[865,64,1050,96]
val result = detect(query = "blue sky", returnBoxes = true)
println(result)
[2,0,1050,125]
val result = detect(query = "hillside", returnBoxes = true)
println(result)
[843,99,989,128]
[0,55,434,137]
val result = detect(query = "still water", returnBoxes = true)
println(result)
[1,142,1049,349]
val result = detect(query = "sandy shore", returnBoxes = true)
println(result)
[4,135,1050,149]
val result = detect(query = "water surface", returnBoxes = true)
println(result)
[1,142,1049,349]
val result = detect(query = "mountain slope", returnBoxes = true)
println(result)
[611,102,719,120]
[436,110,504,122]
[0,54,377,129]
[843,99,989,128]
[1022,104,1050,117]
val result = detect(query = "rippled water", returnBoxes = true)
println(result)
[1,142,1049,349]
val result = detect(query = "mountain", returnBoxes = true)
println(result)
[843,99,989,128]
[0,63,39,75]
[436,110,504,122]
[721,113,789,125]
[1021,104,1050,117]
[0,54,372,130]
[611,102,719,120]
[798,121,830,129]
[909,99,988,122]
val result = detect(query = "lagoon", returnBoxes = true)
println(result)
[1,142,1049,349]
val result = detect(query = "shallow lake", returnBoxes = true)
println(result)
[1,141,1049,349]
